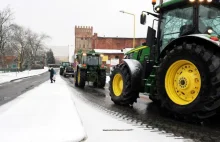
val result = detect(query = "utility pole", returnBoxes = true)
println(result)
[120,11,136,48]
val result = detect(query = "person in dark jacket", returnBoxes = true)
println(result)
[48,67,55,83]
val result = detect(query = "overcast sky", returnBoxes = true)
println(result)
[0,0,160,57]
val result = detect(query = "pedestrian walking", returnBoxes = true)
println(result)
[48,67,55,83]
[53,70,56,83]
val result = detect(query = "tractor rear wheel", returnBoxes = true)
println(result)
[77,69,86,88]
[98,70,106,88]
[75,71,78,87]
[60,69,63,75]
[109,63,139,106]
[157,43,220,120]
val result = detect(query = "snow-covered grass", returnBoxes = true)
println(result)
[0,75,86,142]
[0,67,49,84]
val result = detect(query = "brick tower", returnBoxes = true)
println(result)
[75,26,93,54]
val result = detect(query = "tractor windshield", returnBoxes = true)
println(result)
[86,55,100,65]
[160,6,193,51]
[62,62,70,66]
[199,5,220,37]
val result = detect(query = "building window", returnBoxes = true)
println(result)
[81,38,83,40]
[83,44,85,48]
[115,55,119,59]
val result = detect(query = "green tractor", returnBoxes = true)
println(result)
[109,0,220,120]
[59,62,71,75]
[75,50,107,88]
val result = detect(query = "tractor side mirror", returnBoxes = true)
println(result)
[140,13,146,25]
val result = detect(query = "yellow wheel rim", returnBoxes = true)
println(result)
[78,70,80,84]
[113,73,123,96]
[165,60,201,105]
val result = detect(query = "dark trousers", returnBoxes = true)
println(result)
[50,75,54,83]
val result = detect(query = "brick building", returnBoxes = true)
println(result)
[74,25,146,72]
[0,56,17,69]
[74,26,93,54]
[92,33,145,50]
[92,33,145,64]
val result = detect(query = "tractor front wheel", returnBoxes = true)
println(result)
[109,63,139,106]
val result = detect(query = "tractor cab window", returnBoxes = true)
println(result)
[199,5,220,37]
[127,53,134,59]
[86,55,100,65]
[62,62,70,66]
[160,6,193,51]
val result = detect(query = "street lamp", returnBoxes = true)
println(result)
[120,10,136,48]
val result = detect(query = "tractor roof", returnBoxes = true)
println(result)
[86,50,100,55]
[76,49,100,56]
[160,0,184,8]
[157,0,220,10]
[155,0,188,10]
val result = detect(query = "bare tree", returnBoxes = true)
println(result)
[27,29,50,67]
[0,7,13,68]
[10,24,29,71]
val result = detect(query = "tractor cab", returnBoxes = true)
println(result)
[141,0,220,55]
[76,50,103,68]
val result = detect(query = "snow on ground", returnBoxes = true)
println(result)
[0,75,86,142]
[70,86,193,142]
[106,76,110,83]
[0,67,49,84]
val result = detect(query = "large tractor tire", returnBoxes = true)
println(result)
[157,43,220,120]
[76,69,86,88]
[98,70,106,88]
[75,71,78,87]
[109,63,139,106]
[60,69,63,75]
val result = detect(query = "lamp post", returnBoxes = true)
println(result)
[120,10,136,48]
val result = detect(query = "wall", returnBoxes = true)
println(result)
[92,33,146,50]
[75,26,93,54]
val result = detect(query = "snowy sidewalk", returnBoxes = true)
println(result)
[0,67,49,84]
[0,75,86,142]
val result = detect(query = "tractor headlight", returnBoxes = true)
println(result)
[156,7,160,12]
[189,0,195,2]
[208,29,213,34]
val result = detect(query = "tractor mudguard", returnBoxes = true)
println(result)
[123,59,143,91]
[159,34,220,59]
